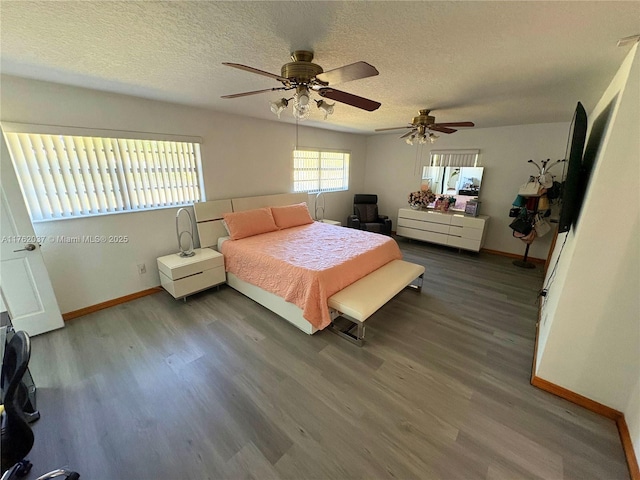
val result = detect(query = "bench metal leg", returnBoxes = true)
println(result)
[328,271,424,346]
[405,273,424,292]
[329,316,365,346]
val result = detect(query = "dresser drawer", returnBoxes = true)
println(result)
[462,216,487,229]
[463,227,484,241]
[448,225,464,237]
[396,209,489,252]
[160,265,226,298]
[398,218,450,234]
[397,226,449,245]
[447,236,481,252]
[450,214,465,227]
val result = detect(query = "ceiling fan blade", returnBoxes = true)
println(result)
[430,125,457,134]
[317,88,381,111]
[375,126,412,132]
[432,122,475,128]
[315,62,379,85]
[221,87,288,99]
[222,62,289,83]
[400,130,416,139]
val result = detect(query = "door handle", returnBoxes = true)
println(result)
[14,243,36,252]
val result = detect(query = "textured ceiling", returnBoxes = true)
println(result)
[1,1,638,134]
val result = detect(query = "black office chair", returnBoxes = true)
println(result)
[347,194,392,235]
[1,331,80,480]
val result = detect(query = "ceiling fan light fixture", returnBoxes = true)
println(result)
[270,98,289,118]
[405,134,415,145]
[428,132,439,144]
[316,99,335,119]
[293,88,312,120]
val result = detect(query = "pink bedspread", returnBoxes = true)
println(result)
[221,222,402,329]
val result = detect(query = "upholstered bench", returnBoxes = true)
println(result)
[327,259,425,345]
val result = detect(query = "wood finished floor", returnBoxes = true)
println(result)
[25,238,629,480]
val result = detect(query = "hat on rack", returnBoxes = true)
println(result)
[538,173,554,188]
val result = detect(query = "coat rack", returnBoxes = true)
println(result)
[513,194,539,269]
[512,159,564,269]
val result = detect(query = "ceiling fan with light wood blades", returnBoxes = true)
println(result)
[221,50,381,120]
[376,109,475,144]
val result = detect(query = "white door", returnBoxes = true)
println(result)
[0,134,64,336]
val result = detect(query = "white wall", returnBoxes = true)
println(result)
[0,75,366,313]
[536,44,639,459]
[364,122,569,259]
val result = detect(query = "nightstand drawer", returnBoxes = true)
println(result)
[160,266,225,298]
[157,249,224,280]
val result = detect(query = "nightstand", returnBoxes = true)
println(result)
[319,219,342,226]
[157,248,225,299]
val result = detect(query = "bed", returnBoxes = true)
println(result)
[194,193,424,344]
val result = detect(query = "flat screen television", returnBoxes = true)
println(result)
[557,102,587,233]
[558,98,616,233]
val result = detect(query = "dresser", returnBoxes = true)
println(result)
[157,248,225,299]
[396,208,489,252]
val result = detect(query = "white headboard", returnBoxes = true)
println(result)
[231,192,309,212]
[194,192,310,248]
[193,199,232,249]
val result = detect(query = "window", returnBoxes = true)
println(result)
[3,130,204,222]
[293,149,349,193]
[429,149,480,167]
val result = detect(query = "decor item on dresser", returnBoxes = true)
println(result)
[435,195,456,212]
[396,208,489,252]
[408,189,436,210]
[347,194,392,235]
[465,200,481,217]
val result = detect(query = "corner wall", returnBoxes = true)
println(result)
[0,75,366,313]
[535,43,639,462]
[364,122,569,259]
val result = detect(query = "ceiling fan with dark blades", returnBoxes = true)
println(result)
[376,109,474,144]
[221,50,381,119]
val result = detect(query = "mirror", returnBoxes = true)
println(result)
[421,166,484,210]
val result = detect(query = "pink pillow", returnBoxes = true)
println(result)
[223,207,278,240]
[271,203,314,229]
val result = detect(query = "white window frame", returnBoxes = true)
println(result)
[428,149,480,167]
[293,148,350,194]
[1,122,205,222]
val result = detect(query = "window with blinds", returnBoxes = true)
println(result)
[3,132,204,222]
[293,149,350,193]
[429,149,480,167]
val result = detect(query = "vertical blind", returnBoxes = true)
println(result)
[3,132,204,221]
[429,149,480,167]
[293,149,350,193]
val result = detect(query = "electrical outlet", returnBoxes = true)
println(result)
[137,263,146,275]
